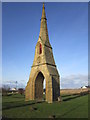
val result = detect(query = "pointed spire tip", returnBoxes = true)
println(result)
[43,2,45,7]
[41,2,46,20]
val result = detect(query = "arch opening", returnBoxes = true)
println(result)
[35,72,46,101]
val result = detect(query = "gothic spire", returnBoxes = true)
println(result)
[41,3,46,19]
[39,3,51,47]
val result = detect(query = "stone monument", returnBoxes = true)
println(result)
[25,3,60,103]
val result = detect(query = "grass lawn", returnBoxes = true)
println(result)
[2,93,88,118]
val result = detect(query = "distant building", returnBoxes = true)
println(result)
[18,88,24,95]
[10,88,16,91]
[81,86,89,89]
[10,88,17,93]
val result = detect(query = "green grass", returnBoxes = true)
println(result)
[2,93,89,118]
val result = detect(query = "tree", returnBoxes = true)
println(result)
[2,85,10,96]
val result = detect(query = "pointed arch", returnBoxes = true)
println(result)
[33,70,46,100]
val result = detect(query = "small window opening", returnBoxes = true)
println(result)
[39,43,42,54]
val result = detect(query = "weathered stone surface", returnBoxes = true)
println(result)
[25,3,60,103]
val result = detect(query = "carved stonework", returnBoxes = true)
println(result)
[37,56,41,63]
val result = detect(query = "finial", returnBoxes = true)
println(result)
[43,2,45,7]
[42,2,45,10]
[41,2,46,20]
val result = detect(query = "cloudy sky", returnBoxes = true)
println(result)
[2,2,88,89]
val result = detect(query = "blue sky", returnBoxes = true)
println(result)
[2,2,88,89]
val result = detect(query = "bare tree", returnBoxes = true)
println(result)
[2,85,10,96]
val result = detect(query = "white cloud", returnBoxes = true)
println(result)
[60,74,88,89]
[2,74,89,89]
[2,79,26,89]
